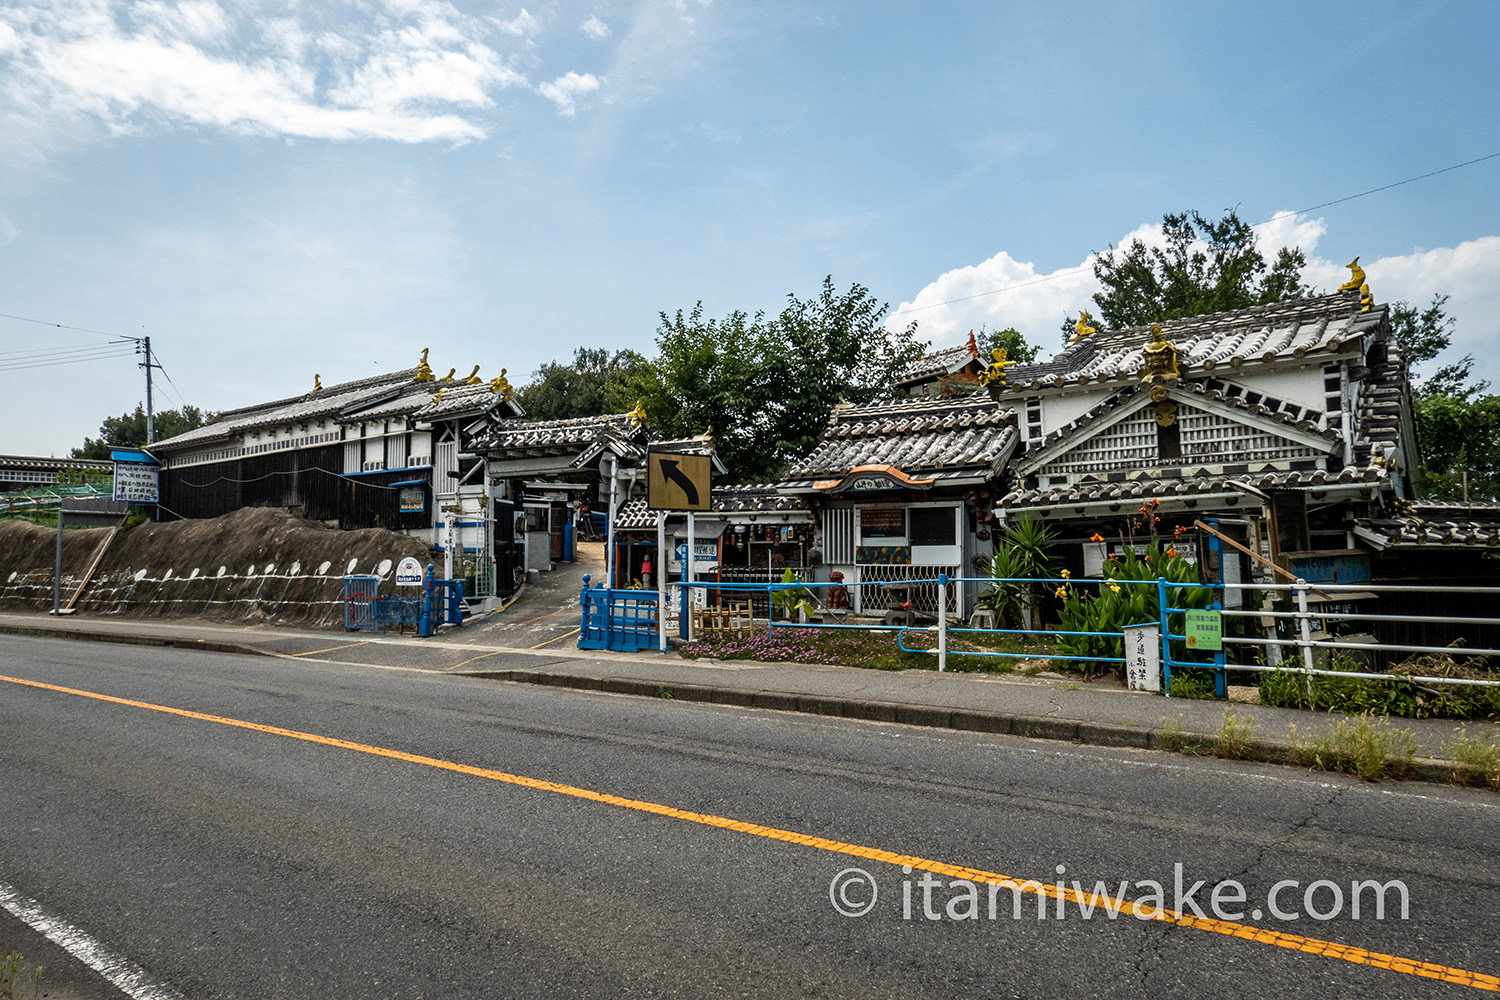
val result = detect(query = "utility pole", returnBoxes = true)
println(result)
[140,336,156,445]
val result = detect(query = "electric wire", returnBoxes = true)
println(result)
[0,349,139,372]
[0,311,136,340]
[0,340,136,360]
[887,149,1500,319]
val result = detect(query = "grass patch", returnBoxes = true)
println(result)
[1167,668,1216,700]
[1258,652,1500,720]
[1446,728,1500,790]
[678,625,1058,673]
[1212,709,1257,760]
[1286,715,1417,781]
[1,954,42,1000]
[1157,714,1208,754]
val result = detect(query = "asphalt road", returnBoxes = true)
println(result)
[2,634,1497,999]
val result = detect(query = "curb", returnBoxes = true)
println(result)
[0,622,268,658]
[459,668,1485,791]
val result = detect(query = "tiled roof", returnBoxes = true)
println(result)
[0,455,115,473]
[614,485,811,531]
[896,344,977,384]
[995,292,1382,393]
[1352,502,1500,550]
[1001,463,1387,510]
[152,369,423,451]
[469,413,644,458]
[785,395,1018,483]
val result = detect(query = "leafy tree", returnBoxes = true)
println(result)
[616,277,926,483]
[1085,209,1313,334]
[1414,393,1500,502]
[977,326,1041,365]
[72,404,210,459]
[516,347,651,421]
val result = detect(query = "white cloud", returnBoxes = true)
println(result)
[889,213,1500,386]
[0,215,19,247]
[579,15,609,40]
[537,71,600,117]
[0,0,592,152]
[492,7,541,39]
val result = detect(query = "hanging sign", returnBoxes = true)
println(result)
[112,461,160,503]
[395,557,425,587]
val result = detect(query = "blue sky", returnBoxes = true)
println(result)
[2,0,1498,456]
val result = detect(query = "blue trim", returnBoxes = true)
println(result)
[390,478,429,487]
[344,466,433,478]
[111,448,158,464]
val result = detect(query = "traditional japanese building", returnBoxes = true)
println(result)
[988,285,1421,594]
[151,357,526,601]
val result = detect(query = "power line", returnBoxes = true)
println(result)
[0,349,139,373]
[887,149,1500,319]
[0,311,137,340]
[0,340,136,360]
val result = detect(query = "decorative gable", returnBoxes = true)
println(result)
[1019,390,1340,485]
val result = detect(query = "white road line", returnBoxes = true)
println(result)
[0,881,186,1000]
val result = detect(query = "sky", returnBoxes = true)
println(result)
[2,0,1498,456]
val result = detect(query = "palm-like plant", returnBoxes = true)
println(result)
[977,518,1058,630]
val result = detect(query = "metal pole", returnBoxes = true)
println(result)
[52,508,64,615]
[142,336,155,446]
[685,510,695,642]
[937,573,948,672]
[1158,577,1172,696]
[1295,578,1316,705]
[657,512,668,652]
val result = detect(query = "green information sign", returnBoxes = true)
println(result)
[1184,609,1223,651]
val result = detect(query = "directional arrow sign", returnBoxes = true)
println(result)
[647,451,711,511]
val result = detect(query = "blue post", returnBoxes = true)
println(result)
[679,581,689,640]
[767,582,774,641]
[563,520,575,562]
[1157,576,1172,695]
[419,563,436,638]
[1212,597,1228,699]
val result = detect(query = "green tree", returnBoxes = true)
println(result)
[976,326,1041,364]
[72,404,210,458]
[516,347,651,421]
[617,278,926,483]
[1086,209,1312,333]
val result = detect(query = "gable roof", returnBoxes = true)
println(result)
[1352,502,1500,550]
[995,292,1383,394]
[780,395,1018,489]
[895,344,979,386]
[614,484,811,531]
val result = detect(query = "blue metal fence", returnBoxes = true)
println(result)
[578,573,661,652]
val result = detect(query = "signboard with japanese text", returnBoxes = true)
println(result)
[1124,623,1162,692]
[112,461,160,503]
[1184,609,1223,651]
[395,557,425,587]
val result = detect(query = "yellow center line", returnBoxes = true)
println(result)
[529,628,580,650]
[286,641,372,658]
[3,671,1494,992]
[442,648,509,671]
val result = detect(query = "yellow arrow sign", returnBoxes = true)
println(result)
[647,451,711,511]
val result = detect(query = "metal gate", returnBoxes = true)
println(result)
[342,575,379,631]
[578,574,660,652]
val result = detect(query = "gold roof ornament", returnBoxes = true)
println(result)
[1338,257,1365,292]
[489,368,514,401]
[977,347,1018,387]
[309,373,322,394]
[1140,323,1180,383]
[1359,283,1373,313]
[1069,311,1098,344]
[431,386,444,405]
[440,367,456,382]
[832,396,855,411]
[626,400,649,428]
[964,330,979,360]
[463,364,482,385]
[413,347,435,382]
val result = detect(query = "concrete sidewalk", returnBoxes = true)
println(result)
[3,609,1497,788]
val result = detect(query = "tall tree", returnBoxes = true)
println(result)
[616,278,926,483]
[1086,209,1312,332]
[72,404,210,459]
[976,326,1041,365]
[516,347,650,421]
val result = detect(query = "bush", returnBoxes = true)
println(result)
[1258,653,1500,720]
[1055,535,1211,678]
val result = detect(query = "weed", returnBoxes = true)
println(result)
[657,686,674,700]
[1158,714,1207,754]
[1446,728,1500,790]
[1168,669,1215,700]
[1287,715,1417,781]
[1213,709,1257,760]
[1065,682,1081,692]
[1,953,43,1000]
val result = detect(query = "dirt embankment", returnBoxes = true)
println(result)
[0,507,432,629]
